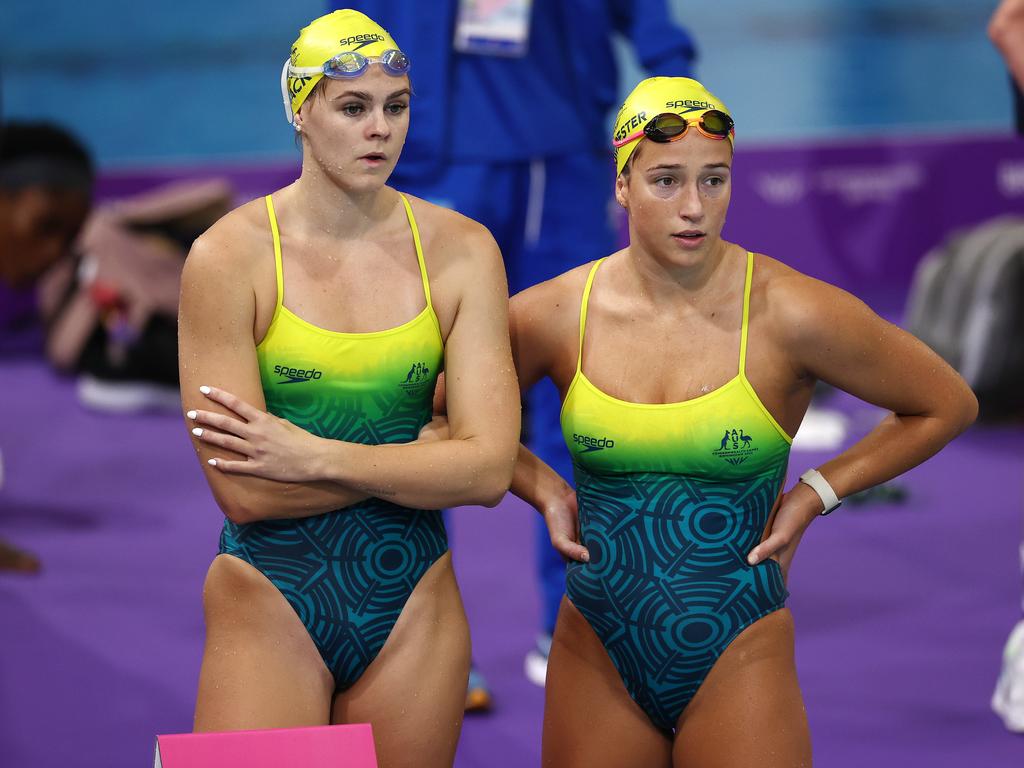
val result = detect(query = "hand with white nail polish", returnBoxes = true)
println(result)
[187,384,327,483]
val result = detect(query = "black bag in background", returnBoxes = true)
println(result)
[906,217,1024,420]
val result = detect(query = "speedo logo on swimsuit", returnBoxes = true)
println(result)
[711,428,758,465]
[573,433,616,453]
[339,33,386,49]
[614,111,647,142]
[665,99,717,113]
[274,364,323,384]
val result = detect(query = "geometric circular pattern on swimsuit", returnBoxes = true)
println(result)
[219,375,447,691]
[220,504,447,690]
[566,465,788,732]
[267,389,428,445]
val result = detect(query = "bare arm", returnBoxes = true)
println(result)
[507,279,570,508]
[507,273,590,561]
[432,340,586,560]
[203,222,520,509]
[991,0,1024,91]
[179,227,369,524]
[748,274,977,568]
[317,224,519,507]
[786,279,976,499]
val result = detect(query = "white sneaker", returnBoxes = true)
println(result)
[992,618,1024,733]
[524,633,552,687]
[77,374,181,414]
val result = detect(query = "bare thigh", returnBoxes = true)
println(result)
[331,552,470,768]
[543,597,672,768]
[673,609,811,768]
[193,554,334,731]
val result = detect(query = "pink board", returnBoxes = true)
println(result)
[154,723,377,767]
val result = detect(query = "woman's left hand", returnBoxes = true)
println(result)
[188,385,325,482]
[416,415,450,444]
[746,481,823,581]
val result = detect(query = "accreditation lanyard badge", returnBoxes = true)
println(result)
[454,0,533,57]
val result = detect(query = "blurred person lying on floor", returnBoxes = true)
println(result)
[38,178,233,413]
[0,121,93,572]
[0,122,233,571]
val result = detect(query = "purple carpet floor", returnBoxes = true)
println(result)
[1,357,1022,767]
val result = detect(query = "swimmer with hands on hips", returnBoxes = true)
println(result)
[507,77,977,767]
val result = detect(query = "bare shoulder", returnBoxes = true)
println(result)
[401,193,501,270]
[183,197,271,284]
[510,261,600,371]
[751,252,877,347]
[512,260,596,324]
[510,260,599,383]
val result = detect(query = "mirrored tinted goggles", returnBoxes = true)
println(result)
[612,110,734,148]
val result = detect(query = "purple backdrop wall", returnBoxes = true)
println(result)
[93,134,1024,313]
[728,134,1024,309]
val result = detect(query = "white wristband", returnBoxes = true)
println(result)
[799,468,842,515]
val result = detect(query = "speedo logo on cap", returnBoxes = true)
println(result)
[613,111,647,142]
[339,33,386,49]
[573,433,616,453]
[665,99,716,112]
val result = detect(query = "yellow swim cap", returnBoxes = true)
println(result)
[612,77,733,175]
[283,9,402,123]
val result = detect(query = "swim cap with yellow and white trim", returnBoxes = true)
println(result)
[612,77,733,175]
[283,9,403,123]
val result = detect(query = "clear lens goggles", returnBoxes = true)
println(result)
[292,49,410,80]
[281,49,410,124]
[612,110,735,148]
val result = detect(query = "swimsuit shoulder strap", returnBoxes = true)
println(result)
[577,258,606,374]
[398,193,432,310]
[264,195,284,311]
[739,250,754,376]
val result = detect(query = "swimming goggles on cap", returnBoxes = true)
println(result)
[289,49,410,80]
[281,49,410,124]
[612,110,734,148]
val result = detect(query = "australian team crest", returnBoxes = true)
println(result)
[712,428,758,465]
[399,361,432,398]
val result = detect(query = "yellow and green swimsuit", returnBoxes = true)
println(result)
[219,194,446,691]
[561,252,793,732]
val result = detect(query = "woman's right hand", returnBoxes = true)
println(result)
[541,486,589,563]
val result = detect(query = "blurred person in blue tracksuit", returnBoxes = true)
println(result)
[333,0,697,708]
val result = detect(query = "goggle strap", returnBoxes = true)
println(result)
[288,64,333,76]
[280,58,296,125]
